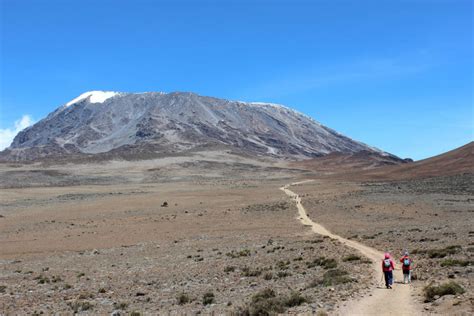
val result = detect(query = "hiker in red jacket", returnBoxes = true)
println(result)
[399,251,413,284]
[382,252,395,289]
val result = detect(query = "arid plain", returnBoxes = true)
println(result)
[0,147,472,315]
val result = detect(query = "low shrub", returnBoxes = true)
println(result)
[177,292,190,305]
[247,288,285,315]
[113,301,129,310]
[427,245,462,258]
[440,259,472,267]
[78,292,94,300]
[276,260,290,270]
[306,239,324,244]
[424,281,465,302]
[263,272,273,280]
[34,275,50,284]
[284,292,307,307]
[307,257,338,269]
[343,255,361,262]
[240,288,308,315]
[68,301,93,312]
[319,269,353,287]
[276,271,290,278]
[226,249,251,258]
[203,291,215,305]
[242,267,262,277]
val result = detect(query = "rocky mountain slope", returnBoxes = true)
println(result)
[291,150,411,172]
[1,91,397,162]
[302,142,472,180]
[360,141,473,180]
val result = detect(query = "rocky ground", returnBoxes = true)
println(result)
[1,151,472,315]
[0,155,371,315]
[292,173,474,315]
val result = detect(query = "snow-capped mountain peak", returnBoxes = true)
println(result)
[2,91,400,162]
[65,91,121,107]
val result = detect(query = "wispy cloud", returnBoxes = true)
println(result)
[0,115,35,150]
[243,56,432,99]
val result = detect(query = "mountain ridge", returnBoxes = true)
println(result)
[1,91,400,162]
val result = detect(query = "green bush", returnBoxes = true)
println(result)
[424,281,465,302]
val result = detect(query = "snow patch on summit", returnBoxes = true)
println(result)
[65,91,120,107]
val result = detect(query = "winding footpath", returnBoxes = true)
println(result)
[281,180,422,315]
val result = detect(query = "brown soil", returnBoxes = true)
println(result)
[292,174,474,315]
[0,146,472,315]
[0,154,370,315]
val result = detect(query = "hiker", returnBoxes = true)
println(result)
[399,251,413,284]
[382,252,395,289]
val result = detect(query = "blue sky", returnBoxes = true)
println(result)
[1,0,472,159]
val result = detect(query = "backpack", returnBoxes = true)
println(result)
[383,259,391,268]
[403,258,411,267]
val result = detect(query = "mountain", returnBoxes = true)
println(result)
[305,142,472,180]
[1,91,399,162]
[291,150,411,172]
[360,142,473,180]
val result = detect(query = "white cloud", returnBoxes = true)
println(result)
[0,115,35,151]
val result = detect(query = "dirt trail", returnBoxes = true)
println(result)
[281,180,422,315]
